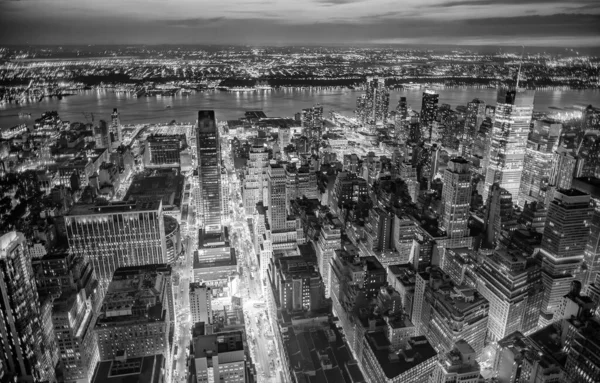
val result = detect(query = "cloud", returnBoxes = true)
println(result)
[314,0,365,6]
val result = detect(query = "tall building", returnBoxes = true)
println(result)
[484,184,517,247]
[272,256,325,313]
[110,108,121,144]
[94,120,110,149]
[328,171,368,215]
[395,97,408,144]
[538,188,592,326]
[356,77,389,125]
[191,330,247,383]
[0,232,55,381]
[483,89,535,201]
[190,282,212,326]
[476,248,544,341]
[197,110,223,231]
[243,145,269,215]
[441,157,472,239]
[431,340,485,383]
[464,98,486,140]
[94,264,173,361]
[267,163,287,232]
[573,177,600,288]
[517,119,561,207]
[315,221,342,299]
[66,200,167,285]
[301,104,324,151]
[420,90,439,142]
[549,148,577,191]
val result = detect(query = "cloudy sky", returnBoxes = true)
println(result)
[0,0,598,46]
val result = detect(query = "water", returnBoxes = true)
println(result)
[1,88,599,128]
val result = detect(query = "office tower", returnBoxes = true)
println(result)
[484,184,517,247]
[464,98,486,139]
[395,97,408,144]
[267,163,287,231]
[192,330,247,383]
[517,120,561,207]
[420,90,439,142]
[95,264,172,360]
[398,161,419,203]
[573,177,600,288]
[576,131,600,178]
[94,120,110,149]
[538,189,592,326]
[328,171,368,215]
[243,145,269,215]
[431,340,485,383]
[483,89,535,201]
[442,248,479,289]
[197,110,223,231]
[66,200,167,285]
[272,256,325,312]
[476,248,544,341]
[0,232,55,381]
[110,108,121,143]
[52,289,99,382]
[365,207,394,253]
[356,77,389,125]
[561,315,600,383]
[494,331,564,383]
[144,134,184,167]
[549,148,577,190]
[315,221,342,299]
[285,163,319,211]
[190,282,212,326]
[441,157,471,239]
[392,216,418,264]
[301,104,323,152]
[582,104,600,129]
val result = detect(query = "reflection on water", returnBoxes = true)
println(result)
[1,88,599,128]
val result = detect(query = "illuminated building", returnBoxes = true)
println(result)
[582,104,600,129]
[464,98,486,140]
[538,188,592,326]
[144,134,185,168]
[441,157,471,239]
[572,177,600,288]
[476,248,543,341]
[395,97,408,144]
[190,282,212,326]
[561,315,600,383]
[272,255,325,313]
[197,110,223,232]
[191,330,247,383]
[0,232,55,382]
[483,89,535,201]
[430,340,484,383]
[65,200,167,285]
[356,77,389,126]
[268,163,288,231]
[243,145,269,215]
[420,90,439,142]
[302,104,323,151]
[110,108,121,144]
[315,221,342,299]
[442,248,479,289]
[94,120,110,149]
[365,207,394,253]
[285,163,319,211]
[94,264,173,361]
[549,148,577,191]
[328,171,368,215]
[484,184,517,247]
[517,120,561,207]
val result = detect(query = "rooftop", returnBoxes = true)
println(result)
[365,333,437,379]
[68,200,162,216]
[91,354,164,383]
[194,330,245,359]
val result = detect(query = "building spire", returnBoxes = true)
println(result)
[516,46,525,90]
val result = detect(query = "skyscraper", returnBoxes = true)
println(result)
[267,163,287,231]
[301,104,323,148]
[190,282,212,326]
[464,98,486,139]
[111,108,121,144]
[197,110,223,232]
[483,89,535,201]
[517,119,561,207]
[243,145,269,215]
[0,232,55,381]
[420,90,439,142]
[65,200,167,284]
[356,77,389,126]
[538,189,593,326]
[395,96,408,144]
[441,157,472,239]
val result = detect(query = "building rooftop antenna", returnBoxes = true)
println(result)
[516,46,525,90]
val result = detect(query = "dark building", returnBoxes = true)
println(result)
[420,90,439,142]
[197,110,223,232]
[144,134,185,167]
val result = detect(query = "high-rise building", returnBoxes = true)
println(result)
[110,108,121,144]
[430,340,485,383]
[267,163,287,232]
[66,200,167,285]
[94,264,173,361]
[538,189,593,326]
[573,177,600,288]
[582,104,600,129]
[561,315,600,383]
[197,110,222,232]
[517,120,561,207]
[191,330,247,383]
[356,77,389,125]
[328,171,368,215]
[549,148,577,191]
[483,89,535,201]
[190,282,212,326]
[365,207,394,253]
[464,98,486,140]
[476,248,544,341]
[315,221,342,299]
[301,104,323,150]
[395,97,408,144]
[243,145,269,215]
[420,90,439,142]
[272,256,325,313]
[0,232,55,381]
[94,120,110,149]
[484,183,517,247]
[441,157,472,239]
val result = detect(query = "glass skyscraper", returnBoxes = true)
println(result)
[197,110,223,232]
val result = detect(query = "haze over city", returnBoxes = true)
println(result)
[0,0,599,47]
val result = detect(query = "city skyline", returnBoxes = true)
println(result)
[0,0,599,47]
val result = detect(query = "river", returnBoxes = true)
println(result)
[1,87,599,128]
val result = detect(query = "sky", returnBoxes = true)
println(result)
[0,0,599,47]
